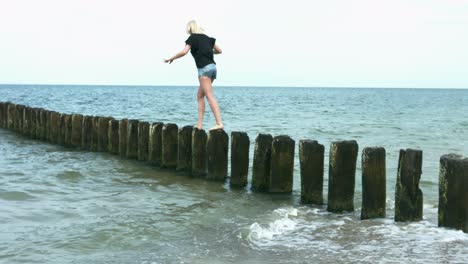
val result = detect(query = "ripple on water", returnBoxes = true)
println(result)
[0,191,36,201]
[55,171,85,182]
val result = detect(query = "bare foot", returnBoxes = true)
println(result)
[209,124,224,131]
[194,124,203,129]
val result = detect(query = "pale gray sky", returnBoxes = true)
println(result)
[1,0,467,88]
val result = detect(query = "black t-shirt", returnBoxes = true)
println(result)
[185,34,216,68]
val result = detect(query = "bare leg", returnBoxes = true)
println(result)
[199,76,223,130]
[196,86,205,129]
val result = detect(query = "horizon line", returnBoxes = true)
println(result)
[0,83,467,90]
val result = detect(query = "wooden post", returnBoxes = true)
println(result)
[149,122,163,166]
[90,116,99,151]
[327,140,359,213]
[49,112,60,144]
[269,135,295,193]
[191,127,207,177]
[230,132,250,188]
[126,119,139,159]
[81,115,93,150]
[30,108,38,139]
[63,114,73,147]
[0,102,5,128]
[138,121,150,161]
[33,108,42,139]
[395,149,423,222]
[97,117,112,152]
[161,123,178,169]
[118,119,129,157]
[7,103,16,130]
[71,114,83,148]
[439,154,468,232]
[207,129,229,181]
[299,140,324,204]
[177,125,193,173]
[108,119,120,154]
[39,109,48,141]
[251,133,273,192]
[22,107,31,137]
[361,147,386,220]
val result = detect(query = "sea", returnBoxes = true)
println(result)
[0,84,467,263]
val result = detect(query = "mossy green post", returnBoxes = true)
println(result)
[361,147,386,220]
[439,154,468,233]
[327,140,358,213]
[138,121,150,161]
[207,129,229,181]
[90,116,99,151]
[161,123,178,169]
[33,108,42,139]
[395,149,423,222]
[251,133,273,192]
[126,119,139,159]
[177,125,193,173]
[39,109,48,141]
[118,119,128,157]
[108,119,120,155]
[149,122,163,166]
[0,102,5,128]
[230,132,250,188]
[191,127,207,177]
[299,140,324,204]
[29,108,38,139]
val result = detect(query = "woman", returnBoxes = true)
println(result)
[164,20,224,131]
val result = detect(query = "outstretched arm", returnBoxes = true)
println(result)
[164,45,191,64]
[213,44,222,54]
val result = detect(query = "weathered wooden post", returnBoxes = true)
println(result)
[0,102,5,128]
[251,134,273,192]
[63,114,73,147]
[161,123,178,169]
[70,114,83,148]
[361,147,386,220]
[138,121,150,161]
[49,112,60,144]
[15,104,25,134]
[97,117,112,152]
[108,119,120,155]
[327,140,358,213]
[33,108,41,139]
[81,116,93,150]
[191,127,207,176]
[126,119,139,159]
[22,107,31,137]
[299,140,324,204]
[177,125,193,173]
[395,149,423,222]
[207,129,229,181]
[118,119,129,157]
[7,103,16,130]
[29,108,37,138]
[230,132,250,188]
[439,154,468,232]
[269,135,295,193]
[39,109,48,141]
[90,116,99,151]
[149,122,163,166]
[46,110,53,141]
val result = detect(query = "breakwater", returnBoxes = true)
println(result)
[0,101,466,233]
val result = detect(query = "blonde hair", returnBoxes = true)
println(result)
[186,20,204,34]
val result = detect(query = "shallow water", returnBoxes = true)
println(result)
[0,85,467,263]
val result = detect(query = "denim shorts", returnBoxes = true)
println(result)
[197,63,217,80]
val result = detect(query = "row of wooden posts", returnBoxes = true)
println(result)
[0,101,466,232]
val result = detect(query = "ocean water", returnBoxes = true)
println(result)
[0,84,467,263]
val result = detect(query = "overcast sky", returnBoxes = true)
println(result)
[1,0,467,88]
